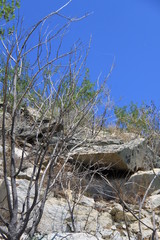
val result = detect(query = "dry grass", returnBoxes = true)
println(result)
[105,125,139,142]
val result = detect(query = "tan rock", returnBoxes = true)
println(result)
[38,197,69,233]
[98,211,113,229]
[100,229,113,239]
[71,205,112,233]
[47,233,103,240]
[125,168,160,198]
[0,178,36,223]
[130,217,153,239]
[78,195,95,207]
[110,203,136,222]
[17,167,43,181]
[146,194,160,210]
[71,138,150,171]
[38,196,113,235]
[15,147,28,159]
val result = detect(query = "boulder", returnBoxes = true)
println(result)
[15,147,28,159]
[0,178,36,222]
[124,168,160,198]
[129,217,153,239]
[17,167,42,181]
[23,106,41,121]
[38,196,113,235]
[145,194,160,210]
[68,204,112,233]
[110,230,127,240]
[28,233,103,240]
[78,195,95,207]
[99,229,113,239]
[71,138,151,172]
[110,203,136,222]
[37,197,69,233]
[16,120,63,145]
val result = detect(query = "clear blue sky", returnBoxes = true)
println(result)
[20,0,160,107]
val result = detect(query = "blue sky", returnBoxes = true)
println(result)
[20,0,160,107]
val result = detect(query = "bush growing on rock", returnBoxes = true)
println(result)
[114,101,160,136]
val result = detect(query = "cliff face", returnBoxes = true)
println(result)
[0,107,160,240]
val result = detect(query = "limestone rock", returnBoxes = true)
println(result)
[129,217,153,239]
[71,138,151,171]
[31,233,103,240]
[124,168,160,198]
[15,147,28,159]
[17,167,42,181]
[38,196,113,236]
[23,106,41,121]
[78,195,95,207]
[111,230,126,240]
[37,197,69,233]
[16,120,63,145]
[146,194,160,210]
[0,178,36,222]
[98,211,113,229]
[67,204,113,234]
[99,229,113,239]
[110,203,136,222]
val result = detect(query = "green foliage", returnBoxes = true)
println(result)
[0,0,20,21]
[59,68,96,110]
[114,101,160,135]
[77,68,96,103]
[0,53,96,116]
[0,0,20,35]
[0,57,34,109]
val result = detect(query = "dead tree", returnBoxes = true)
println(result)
[0,2,111,239]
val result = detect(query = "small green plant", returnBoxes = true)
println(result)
[114,101,160,135]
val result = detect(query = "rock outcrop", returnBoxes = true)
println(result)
[71,137,153,172]
[124,168,160,197]
[0,107,160,239]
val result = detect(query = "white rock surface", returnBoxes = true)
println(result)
[37,197,69,233]
[29,233,103,240]
[15,147,28,159]
[71,138,151,171]
[129,217,153,239]
[78,195,95,207]
[38,196,113,235]
[125,168,160,197]
[0,178,36,222]
[146,194,160,209]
